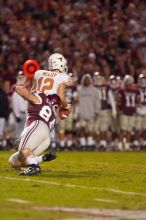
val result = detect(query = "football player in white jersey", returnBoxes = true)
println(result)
[32,53,72,160]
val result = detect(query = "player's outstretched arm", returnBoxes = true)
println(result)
[58,83,72,112]
[15,85,40,104]
[58,83,68,107]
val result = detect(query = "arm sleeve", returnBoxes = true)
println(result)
[34,70,41,80]
[108,89,116,113]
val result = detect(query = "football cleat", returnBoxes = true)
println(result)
[42,151,56,162]
[19,164,41,176]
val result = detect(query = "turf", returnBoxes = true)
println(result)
[0,151,146,219]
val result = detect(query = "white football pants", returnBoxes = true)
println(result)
[18,120,50,156]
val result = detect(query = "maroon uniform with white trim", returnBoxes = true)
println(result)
[118,88,140,116]
[26,93,60,130]
[96,85,111,110]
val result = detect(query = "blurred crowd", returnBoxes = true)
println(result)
[1,0,146,82]
[1,0,146,151]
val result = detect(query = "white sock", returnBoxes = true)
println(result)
[67,140,73,147]
[26,155,38,165]
[35,155,43,163]
[87,136,95,146]
[124,142,130,150]
[2,139,7,146]
[118,142,123,151]
[80,137,86,146]
[60,140,65,147]
[133,140,140,147]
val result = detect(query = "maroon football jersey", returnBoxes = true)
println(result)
[118,88,140,115]
[96,85,111,110]
[26,93,60,130]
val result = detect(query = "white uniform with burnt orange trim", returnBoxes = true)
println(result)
[32,70,71,95]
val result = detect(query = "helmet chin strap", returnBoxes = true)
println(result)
[48,68,61,73]
[50,67,68,74]
[52,69,60,72]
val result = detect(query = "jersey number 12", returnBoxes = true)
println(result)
[38,77,54,93]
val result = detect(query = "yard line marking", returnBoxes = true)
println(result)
[24,206,146,219]
[1,205,146,219]
[6,198,31,204]
[94,198,117,203]
[106,188,146,196]
[129,164,146,168]
[2,176,146,197]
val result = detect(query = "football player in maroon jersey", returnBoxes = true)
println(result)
[9,83,71,175]
[135,73,146,149]
[117,75,140,151]
[109,75,120,149]
[94,72,117,150]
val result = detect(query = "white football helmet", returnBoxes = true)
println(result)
[138,73,146,88]
[48,53,68,73]
[123,75,134,85]
[93,72,105,86]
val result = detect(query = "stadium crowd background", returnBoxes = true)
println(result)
[1,0,146,151]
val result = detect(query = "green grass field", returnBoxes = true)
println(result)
[0,151,146,220]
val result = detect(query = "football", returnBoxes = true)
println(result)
[59,106,70,120]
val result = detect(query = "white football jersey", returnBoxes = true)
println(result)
[33,70,71,95]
